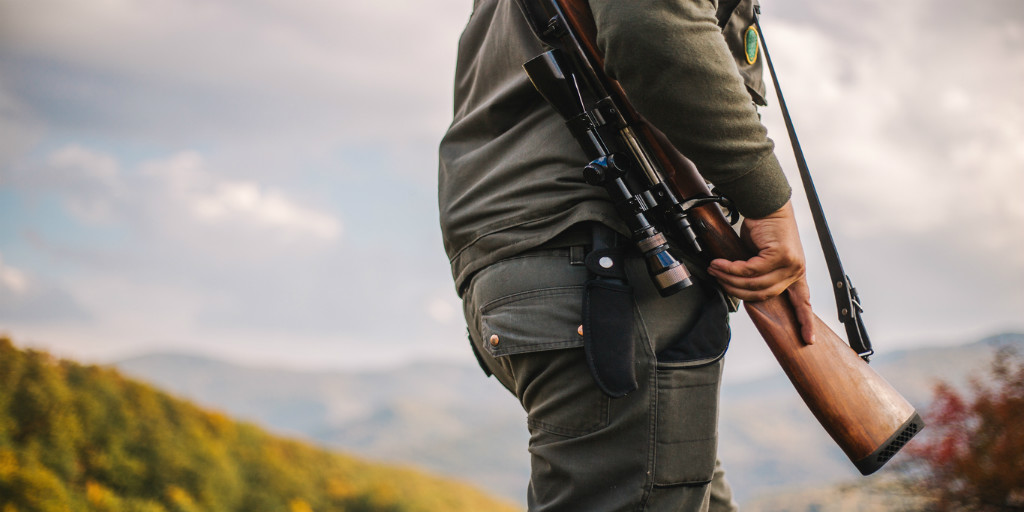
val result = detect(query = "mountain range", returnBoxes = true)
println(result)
[114,332,1024,506]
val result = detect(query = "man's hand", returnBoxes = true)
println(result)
[706,200,816,345]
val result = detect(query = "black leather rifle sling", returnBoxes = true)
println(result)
[753,7,874,360]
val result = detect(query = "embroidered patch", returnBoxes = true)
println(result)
[744,25,759,65]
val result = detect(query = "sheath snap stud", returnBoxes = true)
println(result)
[577,325,584,336]
[489,334,500,346]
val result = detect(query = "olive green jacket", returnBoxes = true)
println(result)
[439,0,791,293]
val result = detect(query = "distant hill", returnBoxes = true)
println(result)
[113,332,1024,506]
[0,337,519,512]
[739,473,934,512]
[718,332,1024,503]
[114,353,531,503]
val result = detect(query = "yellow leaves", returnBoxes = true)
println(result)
[326,477,358,499]
[6,463,72,511]
[85,480,123,510]
[0,339,519,512]
[367,479,401,505]
[0,448,17,478]
[86,481,109,504]
[203,411,233,435]
[166,485,199,512]
[288,498,314,512]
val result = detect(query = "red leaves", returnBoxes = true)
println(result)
[906,347,1024,511]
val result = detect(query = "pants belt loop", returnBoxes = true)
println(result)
[569,245,586,265]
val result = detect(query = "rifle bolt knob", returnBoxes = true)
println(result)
[489,334,500,346]
[583,164,605,184]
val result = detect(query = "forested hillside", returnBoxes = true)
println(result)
[0,337,519,512]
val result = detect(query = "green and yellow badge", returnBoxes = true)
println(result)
[744,25,759,65]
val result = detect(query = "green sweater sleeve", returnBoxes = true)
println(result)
[588,0,791,218]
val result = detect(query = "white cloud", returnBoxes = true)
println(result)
[0,254,29,295]
[2,0,1020,371]
[47,145,119,182]
[427,294,459,325]
[0,251,92,324]
[761,11,1024,271]
[0,0,468,145]
[39,145,125,223]
[28,145,343,243]
[192,182,341,240]
[747,0,1024,356]
[139,151,341,240]
[940,87,972,113]
[11,144,344,246]
[0,82,43,170]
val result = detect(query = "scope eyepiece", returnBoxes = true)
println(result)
[635,231,693,297]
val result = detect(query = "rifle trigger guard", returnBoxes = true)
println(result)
[680,194,740,225]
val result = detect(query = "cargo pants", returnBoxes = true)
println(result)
[462,238,739,512]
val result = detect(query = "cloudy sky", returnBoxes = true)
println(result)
[1,0,1021,380]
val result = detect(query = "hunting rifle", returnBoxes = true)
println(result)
[516,0,922,475]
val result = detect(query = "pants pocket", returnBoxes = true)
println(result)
[481,286,611,437]
[480,286,585,358]
[653,359,724,486]
[466,253,610,437]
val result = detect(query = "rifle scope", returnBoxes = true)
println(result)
[525,50,693,296]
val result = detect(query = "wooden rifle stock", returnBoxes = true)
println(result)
[537,0,923,474]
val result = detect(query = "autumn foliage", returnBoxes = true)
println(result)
[904,347,1024,511]
[0,337,519,512]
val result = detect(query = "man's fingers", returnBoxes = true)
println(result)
[712,274,790,301]
[713,270,817,345]
[710,243,803,277]
[786,277,816,345]
[709,254,779,278]
[707,200,813,324]
[707,263,801,296]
